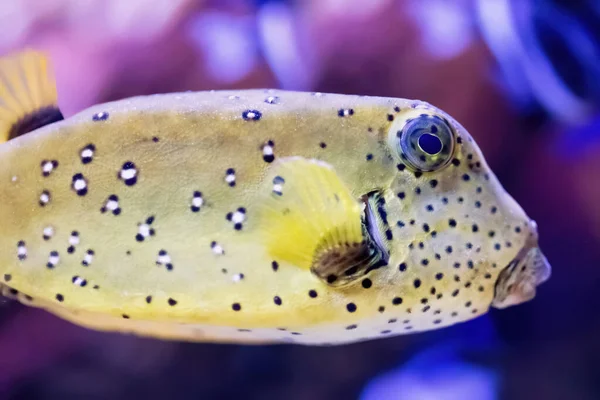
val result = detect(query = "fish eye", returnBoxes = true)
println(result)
[394,113,455,172]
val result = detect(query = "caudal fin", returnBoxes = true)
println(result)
[0,49,63,143]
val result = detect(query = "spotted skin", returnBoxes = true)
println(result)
[0,90,549,345]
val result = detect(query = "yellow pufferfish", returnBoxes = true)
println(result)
[0,50,551,346]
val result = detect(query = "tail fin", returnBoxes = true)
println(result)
[0,49,63,143]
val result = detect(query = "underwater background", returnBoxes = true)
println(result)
[0,0,599,399]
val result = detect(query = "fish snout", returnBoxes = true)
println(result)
[491,219,552,309]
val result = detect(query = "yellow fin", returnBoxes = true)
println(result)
[0,49,62,142]
[259,157,383,286]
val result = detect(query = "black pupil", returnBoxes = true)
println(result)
[419,133,443,155]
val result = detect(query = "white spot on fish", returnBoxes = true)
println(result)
[263,145,274,156]
[73,179,86,191]
[80,144,96,164]
[17,241,27,260]
[232,273,245,282]
[136,216,155,242]
[226,208,246,230]
[265,96,279,104]
[272,176,285,196]
[82,250,94,266]
[231,211,245,224]
[101,195,121,215]
[156,250,173,270]
[41,160,58,177]
[211,241,225,255]
[119,162,138,186]
[69,231,80,246]
[140,225,150,236]
[43,226,55,241]
[39,190,51,206]
[72,276,87,287]
[47,251,60,268]
[225,168,236,187]
[262,140,275,163]
[191,191,203,212]
[71,173,88,196]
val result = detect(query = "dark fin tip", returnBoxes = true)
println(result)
[8,106,64,140]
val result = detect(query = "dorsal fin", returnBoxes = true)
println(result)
[0,49,63,143]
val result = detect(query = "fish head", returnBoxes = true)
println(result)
[372,101,551,312]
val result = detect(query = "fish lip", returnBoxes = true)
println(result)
[491,219,551,309]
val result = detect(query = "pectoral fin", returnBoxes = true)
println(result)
[258,157,387,286]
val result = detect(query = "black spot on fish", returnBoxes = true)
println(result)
[242,110,262,121]
[92,112,109,121]
[337,108,354,117]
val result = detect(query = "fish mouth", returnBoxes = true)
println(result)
[491,220,552,309]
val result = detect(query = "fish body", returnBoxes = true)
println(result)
[0,51,551,345]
